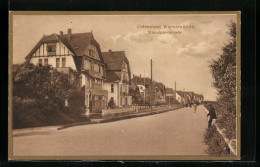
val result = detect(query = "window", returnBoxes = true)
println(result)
[44,59,48,66]
[98,64,101,73]
[62,58,66,67]
[111,84,114,93]
[39,59,42,67]
[56,58,60,67]
[47,43,56,55]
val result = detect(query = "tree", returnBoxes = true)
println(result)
[209,21,236,114]
[12,63,88,128]
[12,63,79,104]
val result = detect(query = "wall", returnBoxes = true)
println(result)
[30,55,77,70]
[175,93,182,103]
[29,41,77,70]
[103,82,119,105]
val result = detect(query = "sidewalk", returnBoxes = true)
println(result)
[13,105,183,137]
[13,125,61,137]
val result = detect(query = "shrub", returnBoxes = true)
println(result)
[108,99,116,109]
[204,126,230,156]
[12,63,90,129]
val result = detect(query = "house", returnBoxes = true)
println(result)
[193,94,204,103]
[101,50,132,107]
[130,75,146,104]
[139,77,164,105]
[165,88,177,104]
[25,29,108,115]
[155,82,166,104]
[175,91,189,104]
[130,75,145,94]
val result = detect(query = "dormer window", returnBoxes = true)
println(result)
[47,43,56,56]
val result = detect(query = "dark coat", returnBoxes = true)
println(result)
[207,107,217,119]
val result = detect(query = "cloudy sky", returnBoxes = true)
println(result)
[12,14,237,101]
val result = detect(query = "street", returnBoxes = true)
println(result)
[13,106,208,156]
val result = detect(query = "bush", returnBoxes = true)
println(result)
[12,64,90,129]
[204,102,236,140]
[108,99,116,109]
[204,126,230,156]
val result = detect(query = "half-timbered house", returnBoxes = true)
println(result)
[25,29,108,115]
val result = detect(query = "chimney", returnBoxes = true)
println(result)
[60,31,63,37]
[109,49,112,54]
[68,29,72,40]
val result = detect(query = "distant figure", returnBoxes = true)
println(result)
[189,103,192,108]
[193,104,197,113]
[207,104,217,128]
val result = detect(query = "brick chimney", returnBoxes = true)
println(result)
[67,29,72,40]
[60,31,63,37]
[109,49,112,54]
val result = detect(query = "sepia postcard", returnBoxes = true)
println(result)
[9,11,241,160]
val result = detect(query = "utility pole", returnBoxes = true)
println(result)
[150,59,152,112]
[144,70,146,104]
[174,81,176,103]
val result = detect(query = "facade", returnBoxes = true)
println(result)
[155,82,166,104]
[130,75,166,105]
[25,29,108,115]
[101,50,132,107]
[175,91,184,103]
[165,88,176,104]
[130,75,146,104]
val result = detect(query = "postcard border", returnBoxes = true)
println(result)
[8,11,241,161]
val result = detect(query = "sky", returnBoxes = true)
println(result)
[12,14,237,101]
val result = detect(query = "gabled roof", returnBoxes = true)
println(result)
[101,51,128,71]
[105,71,121,82]
[142,77,152,86]
[62,32,93,57]
[176,91,185,97]
[131,75,144,85]
[101,50,131,83]
[166,88,174,94]
[25,31,104,69]
[155,82,165,92]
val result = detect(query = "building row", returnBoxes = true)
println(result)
[25,29,203,116]
[130,74,204,106]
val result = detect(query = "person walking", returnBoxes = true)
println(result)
[193,103,197,113]
[207,104,217,128]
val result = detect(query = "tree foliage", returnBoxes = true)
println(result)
[209,22,237,114]
[12,63,79,104]
[12,63,89,128]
